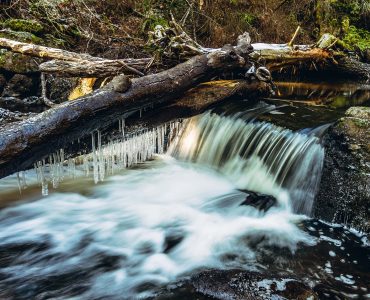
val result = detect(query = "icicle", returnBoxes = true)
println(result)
[30,120,183,194]
[92,131,99,184]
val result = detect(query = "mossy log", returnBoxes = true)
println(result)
[0,37,148,76]
[0,34,272,179]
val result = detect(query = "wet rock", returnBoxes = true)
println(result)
[155,269,318,300]
[163,231,184,253]
[0,74,5,94]
[315,106,370,232]
[1,74,37,98]
[240,191,277,212]
[46,75,79,103]
[0,96,47,113]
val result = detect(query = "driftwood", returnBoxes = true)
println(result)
[0,33,271,179]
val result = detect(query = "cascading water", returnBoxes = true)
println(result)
[0,110,367,300]
[169,112,325,215]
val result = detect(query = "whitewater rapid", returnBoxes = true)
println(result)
[0,157,314,299]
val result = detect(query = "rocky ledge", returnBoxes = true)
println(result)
[315,106,370,232]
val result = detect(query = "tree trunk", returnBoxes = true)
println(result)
[0,35,264,179]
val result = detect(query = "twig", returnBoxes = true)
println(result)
[41,73,56,107]
[288,26,301,47]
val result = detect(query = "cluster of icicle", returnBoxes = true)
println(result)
[24,120,182,196]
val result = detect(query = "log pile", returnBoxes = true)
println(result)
[0,33,273,179]
[0,26,369,179]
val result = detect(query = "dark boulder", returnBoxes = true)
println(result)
[315,107,370,232]
[0,74,6,94]
[155,269,318,300]
[1,74,37,98]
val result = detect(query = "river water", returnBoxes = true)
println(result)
[0,82,369,299]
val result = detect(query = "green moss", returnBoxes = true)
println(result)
[142,16,168,32]
[0,50,40,73]
[3,19,44,35]
[352,118,370,128]
[0,49,6,66]
[0,30,43,44]
[43,34,66,48]
[330,0,361,23]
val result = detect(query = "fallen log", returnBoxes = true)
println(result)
[2,33,368,80]
[0,37,149,76]
[0,33,269,179]
[252,43,370,80]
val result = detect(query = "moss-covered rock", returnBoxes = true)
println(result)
[315,106,370,232]
[0,49,41,73]
[2,19,44,35]
[0,29,43,44]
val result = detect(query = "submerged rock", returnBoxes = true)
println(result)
[315,106,370,232]
[240,191,277,212]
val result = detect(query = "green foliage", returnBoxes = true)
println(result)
[142,15,168,32]
[330,0,361,23]
[3,18,44,35]
[342,23,370,51]
[242,13,257,26]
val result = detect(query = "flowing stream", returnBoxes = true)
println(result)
[0,97,368,299]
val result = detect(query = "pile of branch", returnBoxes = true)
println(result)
[0,33,273,179]
[1,29,368,80]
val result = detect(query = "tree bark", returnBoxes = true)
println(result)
[0,36,262,179]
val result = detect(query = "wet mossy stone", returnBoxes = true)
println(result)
[0,49,41,73]
[0,29,43,44]
[2,19,44,35]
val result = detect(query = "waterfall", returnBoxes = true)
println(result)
[169,112,324,215]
